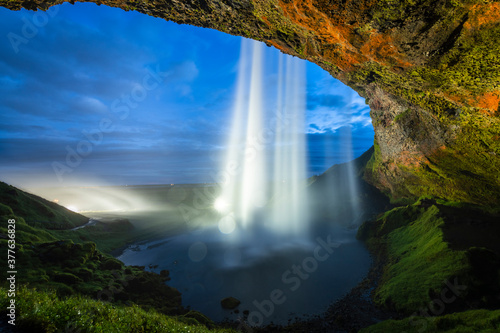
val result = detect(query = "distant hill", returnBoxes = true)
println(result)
[308,146,392,225]
[0,181,88,229]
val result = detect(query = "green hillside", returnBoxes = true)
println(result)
[0,181,235,332]
[0,181,88,229]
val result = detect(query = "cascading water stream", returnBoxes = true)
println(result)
[270,53,308,235]
[216,39,309,236]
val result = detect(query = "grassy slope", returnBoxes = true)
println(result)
[369,204,469,311]
[0,182,235,332]
[1,286,235,333]
[0,181,88,229]
[53,220,137,254]
[358,199,500,332]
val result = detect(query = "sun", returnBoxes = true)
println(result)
[213,197,229,213]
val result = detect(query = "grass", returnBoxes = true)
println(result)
[361,308,500,333]
[358,198,500,332]
[357,201,488,313]
[0,182,200,322]
[374,205,470,311]
[0,181,88,229]
[51,221,136,254]
[0,286,237,333]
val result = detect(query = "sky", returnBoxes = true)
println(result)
[0,3,374,188]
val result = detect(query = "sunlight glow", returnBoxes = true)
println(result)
[65,205,78,212]
[214,197,230,213]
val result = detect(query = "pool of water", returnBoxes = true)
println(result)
[117,222,371,326]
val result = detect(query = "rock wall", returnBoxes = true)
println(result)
[2,0,499,209]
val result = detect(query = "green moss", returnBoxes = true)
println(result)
[348,62,460,118]
[401,111,500,211]
[394,108,411,122]
[371,0,478,28]
[376,205,469,311]
[100,257,123,270]
[180,311,215,327]
[358,204,472,313]
[52,272,82,285]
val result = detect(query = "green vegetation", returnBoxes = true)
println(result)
[358,199,500,313]
[0,181,87,229]
[358,199,500,332]
[347,61,461,118]
[0,286,236,333]
[375,205,469,311]
[393,108,411,122]
[371,0,470,27]
[0,182,223,331]
[0,235,185,313]
[361,308,500,333]
[0,181,140,253]
[52,219,136,254]
[353,61,500,209]
[358,202,469,312]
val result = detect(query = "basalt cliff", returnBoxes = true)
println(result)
[2,0,499,209]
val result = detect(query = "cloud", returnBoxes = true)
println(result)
[72,96,109,114]
[306,92,371,134]
[169,61,199,82]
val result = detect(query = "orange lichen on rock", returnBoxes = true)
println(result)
[393,151,429,168]
[360,31,411,68]
[260,15,271,26]
[464,3,500,30]
[277,0,410,71]
[442,90,500,113]
[277,0,362,70]
[475,92,500,114]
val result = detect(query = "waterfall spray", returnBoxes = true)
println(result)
[343,92,361,224]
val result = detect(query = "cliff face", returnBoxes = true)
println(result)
[2,0,499,209]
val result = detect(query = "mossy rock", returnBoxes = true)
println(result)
[159,269,171,281]
[55,284,74,298]
[75,283,104,296]
[0,203,13,216]
[221,297,241,310]
[76,267,94,281]
[52,272,82,285]
[182,310,214,327]
[100,258,123,270]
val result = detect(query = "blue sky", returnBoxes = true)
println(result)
[0,3,374,187]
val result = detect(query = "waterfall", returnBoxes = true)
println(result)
[270,53,308,235]
[216,39,309,236]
